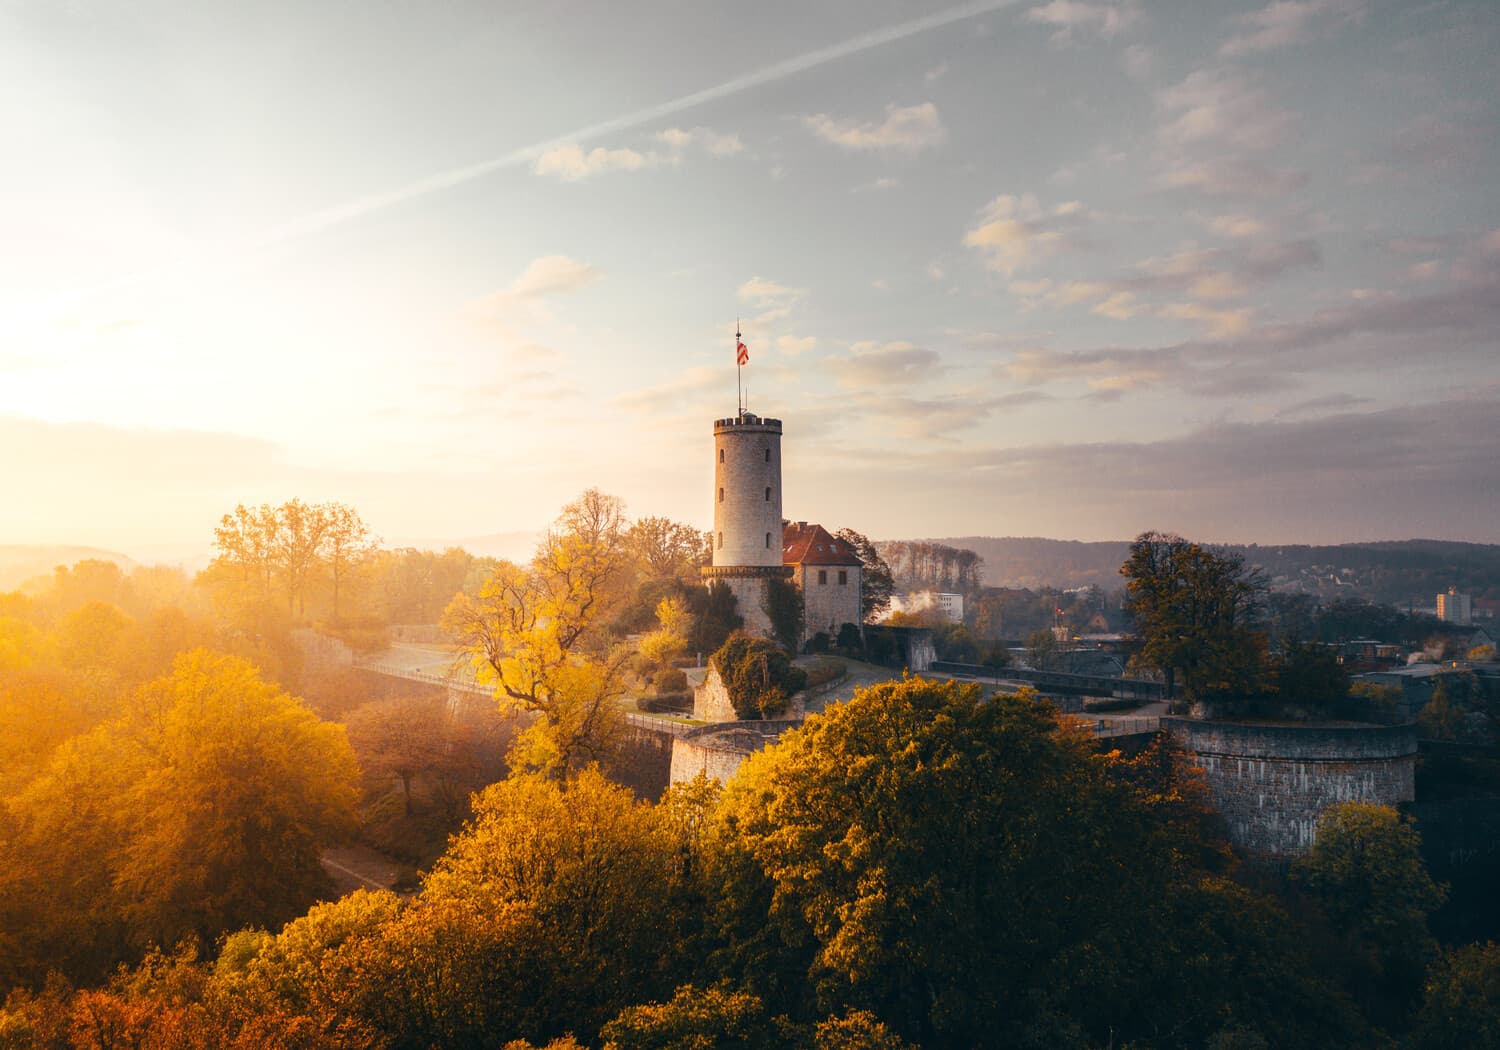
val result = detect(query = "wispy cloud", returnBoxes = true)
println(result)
[1024,1,1141,42]
[963,194,1092,275]
[1155,68,1304,197]
[534,144,654,181]
[656,126,746,156]
[804,103,946,152]
[738,275,805,324]
[1219,0,1366,58]
[831,343,942,388]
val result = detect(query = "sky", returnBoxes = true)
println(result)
[3,0,1498,558]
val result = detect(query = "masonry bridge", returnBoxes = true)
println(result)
[356,659,1157,743]
[930,661,1169,701]
[354,660,698,738]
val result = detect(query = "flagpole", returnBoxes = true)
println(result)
[736,319,743,415]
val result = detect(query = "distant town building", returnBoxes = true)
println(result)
[936,592,964,622]
[1437,587,1473,626]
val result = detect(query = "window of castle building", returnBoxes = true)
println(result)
[717,532,723,549]
[765,532,771,548]
[764,448,770,462]
[839,570,848,585]
[718,487,724,503]
[719,449,724,463]
[764,486,770,501]
[818,570,827,585]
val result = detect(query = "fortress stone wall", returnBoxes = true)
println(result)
[669,720,802,785]
[1163,717,1418,857]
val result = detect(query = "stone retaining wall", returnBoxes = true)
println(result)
[1164,717,1418,857]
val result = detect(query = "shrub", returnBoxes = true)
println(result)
[654,667,688,696]
[711,632,807,719]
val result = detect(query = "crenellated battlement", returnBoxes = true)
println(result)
[714,414,783,433]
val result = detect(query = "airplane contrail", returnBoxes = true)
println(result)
[23,0,1018,317]
[253,0,1019,248]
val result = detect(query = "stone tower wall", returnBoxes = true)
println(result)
[1163,717,1418,857]
[712,415,783,568]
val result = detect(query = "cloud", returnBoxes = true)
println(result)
[1157,302,1252,337]
[804,103,946,152]
[1209,214,1268,238]
[925,63,949,82]
[534,143,655,180]
[776,335,818,356]
[1158,69,1292,153]
[1274,392,1373,418]
[831,343,942,388]
[1219,0,1366,58]
[656,126,746,156]
[963,194,1091,275]
[736,275,806,328]
[1122,43,1153,79]
[1004,270,1500,398]
[852,176,902,193]
[1025,1,1141,42]
[1006,237,1318,322]
[848,390,1051,440]
[1155,69,1304,197]
[498,255,602,300]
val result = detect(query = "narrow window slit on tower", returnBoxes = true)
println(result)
[765,532,771,548]
[764,487,770,501]
[719,449,724,463]
[764,448,770,462]
[718,487,724,502]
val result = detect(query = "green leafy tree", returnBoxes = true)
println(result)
[4,650,359,985]
[712,632,807,719]
[1272,640,1350,713]
[834,529,894,623]
[1409,941,1500,1050]
[627,517,706,579]
[763,576,805,653]
[688,581,742,657]
[1024,627,1063,670]
[1293,802,1446,1026]
[1121,530,1269,706]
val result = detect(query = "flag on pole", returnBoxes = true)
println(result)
[736,340,749,366]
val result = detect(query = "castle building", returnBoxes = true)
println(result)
[700,411,863,649]
[702,412,792,639]
[783,521,862,645]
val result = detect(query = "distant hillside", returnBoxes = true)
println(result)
[0,545,137,592]
[907,537,1500,605]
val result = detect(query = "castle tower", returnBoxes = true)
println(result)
[702,411,791,638]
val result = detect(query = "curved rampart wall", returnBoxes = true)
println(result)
[669,719,801,785]
[1163,717,1418,857]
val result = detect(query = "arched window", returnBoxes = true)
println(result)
[719,448,724,463]
[765,532,771,548]
[718,487,724,503]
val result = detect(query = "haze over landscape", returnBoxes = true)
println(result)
[4,0,1497,554]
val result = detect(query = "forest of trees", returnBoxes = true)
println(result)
[4,507,1499,1047]
[2,675,1496,1047]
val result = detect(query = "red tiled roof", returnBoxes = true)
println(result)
[783,522,862,567]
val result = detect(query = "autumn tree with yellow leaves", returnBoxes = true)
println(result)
[444,490,635,775]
